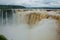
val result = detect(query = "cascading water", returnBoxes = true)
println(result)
[0,9,59,40]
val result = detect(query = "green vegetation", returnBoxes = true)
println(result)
[0,35,7,40]
[0,5,26,9]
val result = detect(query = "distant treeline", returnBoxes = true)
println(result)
[0,5,26,9]
[27,7,60,9]
[0,5,60,9]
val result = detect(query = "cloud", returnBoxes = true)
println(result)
[0,0,60,7]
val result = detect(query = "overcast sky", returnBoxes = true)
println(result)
[0,0,60,7]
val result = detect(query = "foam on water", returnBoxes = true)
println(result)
[30,19,58,40]
[0,19,58,40]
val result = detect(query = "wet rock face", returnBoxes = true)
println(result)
[2,10,12,19]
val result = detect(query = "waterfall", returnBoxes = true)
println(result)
[0,9,59,40]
